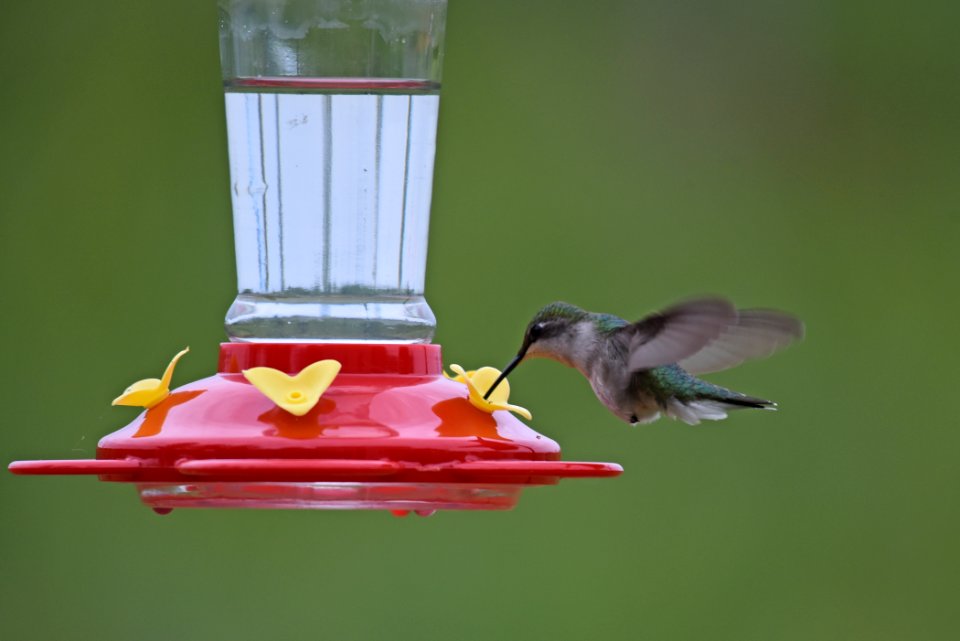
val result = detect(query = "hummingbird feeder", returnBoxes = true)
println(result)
[8,0,622,515]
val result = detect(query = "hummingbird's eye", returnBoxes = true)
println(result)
[529,323,545,340]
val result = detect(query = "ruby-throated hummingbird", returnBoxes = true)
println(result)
[483,297,803,425]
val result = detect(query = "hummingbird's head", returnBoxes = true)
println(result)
[482,302,587,400]
[521,302,589,361]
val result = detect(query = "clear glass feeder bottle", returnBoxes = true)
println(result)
[219,0,446,342]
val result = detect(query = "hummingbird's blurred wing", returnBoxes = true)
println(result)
[625,297,737,371]
[676,309,804,375]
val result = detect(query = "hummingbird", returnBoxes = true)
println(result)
[483,297,803,425]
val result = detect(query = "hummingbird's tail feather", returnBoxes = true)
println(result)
[646,364,776,425]
[665,399,728,424]
[665,385,775,425]
[666,395,775,425]
[712,393,776,410]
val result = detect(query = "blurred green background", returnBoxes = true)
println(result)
[2,1,958,639]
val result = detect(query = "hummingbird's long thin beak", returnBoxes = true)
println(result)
[483,351,525,400]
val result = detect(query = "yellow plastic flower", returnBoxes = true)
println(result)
[443,367,474,383]
[242,359,341,417]
[112,347,190,409]
[447,364,532,420]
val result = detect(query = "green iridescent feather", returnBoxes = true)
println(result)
[646,364,768,406]
[592,313,629,334]
[531,302,589,324]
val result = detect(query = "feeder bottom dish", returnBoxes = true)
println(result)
[137,481,523,512]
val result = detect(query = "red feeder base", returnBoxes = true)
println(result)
[9,343,622,514]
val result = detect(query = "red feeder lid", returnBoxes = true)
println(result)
[9,343,622,514]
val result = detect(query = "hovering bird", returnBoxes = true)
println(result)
[483,298,803,425]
